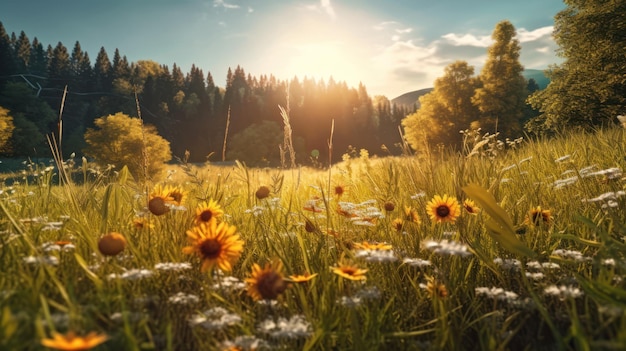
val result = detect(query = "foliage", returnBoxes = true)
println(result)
[0,106,14,153]
[472,20,527,138]
[527,0,626,132]
[83,112,171,181]
[227,120,285,167]
[0,126,625,350]
[402,61,481,152]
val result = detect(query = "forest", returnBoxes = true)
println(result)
[0,21,415,166]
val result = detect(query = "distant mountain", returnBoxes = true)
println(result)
[391,69,549,109]
[391,88,433,109]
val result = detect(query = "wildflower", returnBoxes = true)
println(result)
[426,194,461,223]
[189,307,242,330]
[148,185,172,216]
[221,336,266,351]
[493,258,521,271]
[403,206,420,224]
[166,185,187,206]
[475,287,519,302]
[303,196,324,213]
[353,241,392,251]
[257,315,312,339]
[527,261,560,271]
[287,272,318,283]
[554,154,571,163]
[524,206,552,226]
[23,255,58,266]
[402,258,432,268]
[383,201,395,212]
[183,221,244,273]
[355,249,398,263]
[525,272,544,281]
[423,239,472,257]
[462,199,480,215]
[331,262,368,281]
[420,277,448,299]
[41,331,108,351]
[195,199,224,224]
[552,249,590,262]
[246,259,288,301]
[97,232,127,256]
[391,218,404,231]
[334,185,346,197]
[544,285,583,299]
[255,186,271,200]
[154,262,192,271]
[168,292,200,305]
[107,269,153,281]
[132,217,153,230]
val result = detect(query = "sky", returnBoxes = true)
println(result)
[0,0,566,98]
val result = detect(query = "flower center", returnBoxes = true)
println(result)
[200,210,213,222]
[436,205,450,218]
[199,239,222,259]
[257,271,286,300]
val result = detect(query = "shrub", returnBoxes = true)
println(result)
[84,112,171,181]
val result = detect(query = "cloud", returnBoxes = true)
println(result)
[373,21,399,31]
[517,26,553,42]
[369,25,561,97]
[213,0,240,9]
[321,0,336,19]
[441,33,492,47]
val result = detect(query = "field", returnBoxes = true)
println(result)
[1,127,625,351]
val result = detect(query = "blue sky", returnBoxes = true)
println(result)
[0,0,565,98]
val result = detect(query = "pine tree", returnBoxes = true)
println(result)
[94,47,112,91]
[0,22,16,81]
[47,41,71,88]
[472,20,527,137]
[30,38,47,76]
[15,31,31,72]
[527,0,626,131]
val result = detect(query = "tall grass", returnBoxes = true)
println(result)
[0,127,625,350]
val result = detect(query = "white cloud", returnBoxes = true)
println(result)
[368,25,561,97]
[517,26,553,42]
[373,21,399,31]
[396,27,413,34]
[321,0,336,19]
[441,33,492,47]
[213,0,240,9]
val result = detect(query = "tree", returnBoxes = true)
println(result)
[0,106,15,154]
[84,112,172,181]
[226,120,283,166]
[472,20,527,137]
[402,61,481,152]
[527,0,626,132]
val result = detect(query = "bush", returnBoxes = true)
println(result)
[84,112,171,181]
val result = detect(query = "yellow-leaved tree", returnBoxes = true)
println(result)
[0,106,15,154]
[84,112,171,181]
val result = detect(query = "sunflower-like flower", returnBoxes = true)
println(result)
[426,194,460,223]
[334,185,346,197]
[391,218,404,231]
[404,206,421,224]
[287,272,318,283]
[246,259,288,301]
[353,241,392,251]
[331,262,368,281]
[166,185,187,206]
[132,217,154,230]
[463,199,480,215]
[525,206,552,226]
[182,221,244,273]
[422,276,448,299]
[41,331,108,351]
[195,199,224,224]
[148,184,173,216]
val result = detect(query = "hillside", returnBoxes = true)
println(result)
[391,69,549,109]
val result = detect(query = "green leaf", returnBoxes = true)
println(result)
[463,184,536,258]
[74,253,103,290]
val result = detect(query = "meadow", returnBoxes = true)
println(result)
[1,127,625,351]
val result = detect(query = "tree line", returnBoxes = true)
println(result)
[0,21,411,166]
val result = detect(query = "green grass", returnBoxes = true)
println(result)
[1,127,625,350]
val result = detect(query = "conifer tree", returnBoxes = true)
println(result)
[14,31,30,72]
[472,20,527,137]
